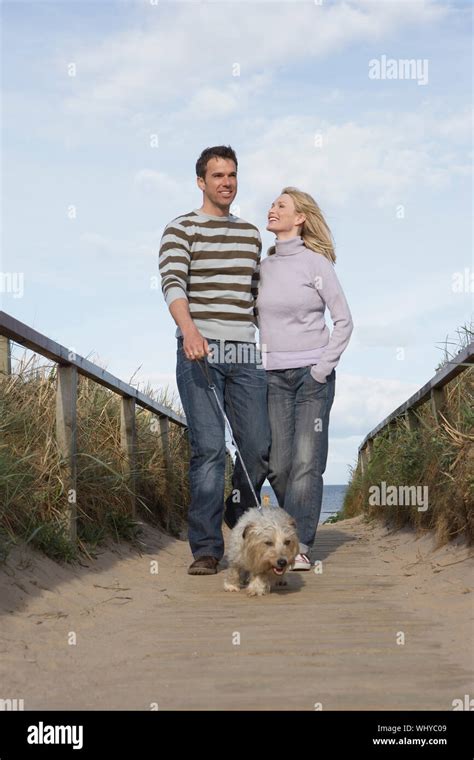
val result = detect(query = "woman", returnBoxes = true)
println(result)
[256,187,353,569]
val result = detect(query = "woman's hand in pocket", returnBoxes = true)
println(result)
[310,365,327,385]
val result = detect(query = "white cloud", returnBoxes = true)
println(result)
[123,103,471,224]
[186,88,239,119]
[329,372,419,438]
[58,0,448,118]
[325,434,363,483]
[174,72,272,122]
[353,271,464,345]
[236,105,471,214]
[435,107,473,140]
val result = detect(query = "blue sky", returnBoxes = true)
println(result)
[1,0,472,483]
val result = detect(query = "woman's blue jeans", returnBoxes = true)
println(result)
[266,366,336,552]
[176,337,271,560]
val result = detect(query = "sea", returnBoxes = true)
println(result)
[260,484,347,522]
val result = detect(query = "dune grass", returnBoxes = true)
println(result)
[0,350,197,562]
[342,327,473,545]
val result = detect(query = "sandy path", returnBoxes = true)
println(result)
[0,516,472,711]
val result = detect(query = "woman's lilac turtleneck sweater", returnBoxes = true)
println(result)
[256,236,353,383]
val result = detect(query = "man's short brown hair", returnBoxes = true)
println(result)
[196,145,238,179]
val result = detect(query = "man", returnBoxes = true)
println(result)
[159,145,271,575]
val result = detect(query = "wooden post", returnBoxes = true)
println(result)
[366,438,374,461]
[431,387,446,425]
[359,437,375,475]
[158,416,175,507]
[56,365,78,541]
[176,426,191,507]
[405,408,420,432]
[388,420,398,441]
[0,335,11,375]
[120,397,136,518]
[159,416,171,467]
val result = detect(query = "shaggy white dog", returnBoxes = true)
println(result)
[224,507,300,596]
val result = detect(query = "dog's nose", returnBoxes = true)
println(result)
[277,558,287,568]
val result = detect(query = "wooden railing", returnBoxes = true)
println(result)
[358,341,474,473]
[0,311,190,541]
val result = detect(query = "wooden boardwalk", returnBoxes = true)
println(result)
[0,516,472,711]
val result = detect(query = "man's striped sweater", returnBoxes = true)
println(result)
[159,208,262,343]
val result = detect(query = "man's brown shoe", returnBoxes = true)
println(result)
[188,556,219,575]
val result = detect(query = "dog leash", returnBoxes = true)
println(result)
[194,353,262,513]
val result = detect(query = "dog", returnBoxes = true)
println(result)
[224,506,300,596]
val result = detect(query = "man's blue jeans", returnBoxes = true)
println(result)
[266,366,336,552]
[176,337,271,560]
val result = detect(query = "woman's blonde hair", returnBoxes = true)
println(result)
[267,186,336,263]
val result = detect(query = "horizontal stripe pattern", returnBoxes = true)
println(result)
[159,210,261,340]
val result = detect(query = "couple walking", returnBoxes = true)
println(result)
[159,145,353,575]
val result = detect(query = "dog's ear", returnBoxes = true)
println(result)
[242,523,255,540]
